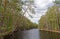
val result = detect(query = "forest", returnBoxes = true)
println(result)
[0,0,38,39]
[39,0,60,31]
[0,0,60,39]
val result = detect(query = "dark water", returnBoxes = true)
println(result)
[40,30,60,39]
[4,29,40,39]
[4,29,60,39]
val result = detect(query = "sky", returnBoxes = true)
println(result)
[25,0,55,24]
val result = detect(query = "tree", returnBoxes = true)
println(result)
[39,5,60,31]
[54,0,60,4]
[38,15,47,29]
[46,6,59,30]
[0,0,36,38]
[16,15,38,31]
[22,0,35,18]
[4,15,38,39]
[0,0,22,36]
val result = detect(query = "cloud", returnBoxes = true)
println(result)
[25,0,54,23]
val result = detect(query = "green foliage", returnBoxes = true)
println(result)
[16,15,38,31]
[39,5,60,31]
[22,0,35,16]
[0,0,22,36]
[39,15,47,29]
[0,0,36,36]
[54,0,60,4]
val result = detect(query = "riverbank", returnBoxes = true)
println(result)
[40,29,60,33]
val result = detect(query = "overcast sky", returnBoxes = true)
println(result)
[25,0,55,24]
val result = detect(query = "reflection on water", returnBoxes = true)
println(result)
[22,29,40,39]
[4,29,60,39]
[40,30,60,39]
[4,29,40,39]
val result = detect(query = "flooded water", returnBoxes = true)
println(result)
[40,30,60,39]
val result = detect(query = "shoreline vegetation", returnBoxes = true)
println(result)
[40,29,60,33]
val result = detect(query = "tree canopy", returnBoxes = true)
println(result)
[16,15,38,31]
[54,0,60,4]
[0,0,22,36]
[39,5,60,31]
[0,0,37,36]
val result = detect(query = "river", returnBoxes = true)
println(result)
[21,29,40,39]
[40,30,60,39]
[4,29,60,39]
